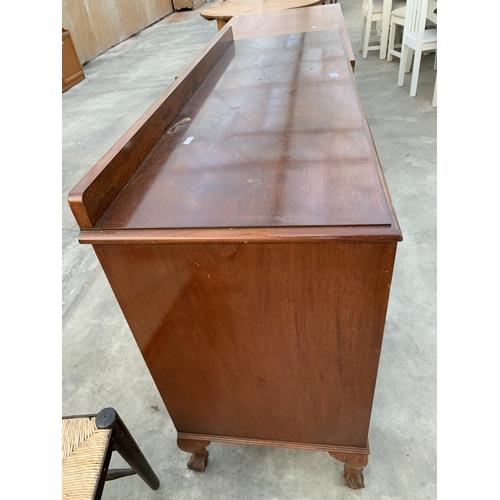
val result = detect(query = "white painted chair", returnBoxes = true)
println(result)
[398,0,437,97]
[387,5,431,71]
[387,6,407,62]
[359,0,405,59]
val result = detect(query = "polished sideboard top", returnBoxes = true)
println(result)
[69,26,401,243]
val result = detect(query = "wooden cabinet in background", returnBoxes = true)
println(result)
[172,0,204,11]
[62,28,85,92]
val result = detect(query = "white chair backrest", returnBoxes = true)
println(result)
[404,0,430,41]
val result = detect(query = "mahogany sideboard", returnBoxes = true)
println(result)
[68,25,402,490]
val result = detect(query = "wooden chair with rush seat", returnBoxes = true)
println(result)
[62,408,160,499]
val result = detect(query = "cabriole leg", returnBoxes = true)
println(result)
[328,451,369,489]
[177,437,211,472]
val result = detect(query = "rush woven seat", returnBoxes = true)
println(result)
[61,409,160,500]
[62,417,111,499]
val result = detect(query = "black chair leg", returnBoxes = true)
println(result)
[96,408,160,490]
[105,468,137,481]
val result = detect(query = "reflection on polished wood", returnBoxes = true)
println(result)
[96,31,385,230]
[228,4,355,68]
[68,25,402,489]
[175,5,355,81]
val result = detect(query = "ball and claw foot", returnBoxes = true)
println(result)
[343,463,365,489]
[328,451,368,490]
[177,437,211,473]
[187,449,209,472]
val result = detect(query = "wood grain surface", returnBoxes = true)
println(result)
[95,30,391,230]
[95,241,397,448]
[68,24,403,477]
[62,0,174,64]
[228,4,355,67]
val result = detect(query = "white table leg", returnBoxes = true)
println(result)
[432,72,437,107]
[380,0,392,59]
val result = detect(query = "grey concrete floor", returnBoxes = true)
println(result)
[62,2,436,499]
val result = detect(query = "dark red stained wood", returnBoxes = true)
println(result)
[95,30,392,230]
[94,241,397,449]
[229,4,356,69]
[68,25,235,229]
[67,25,403,485]
[78,225,401,245]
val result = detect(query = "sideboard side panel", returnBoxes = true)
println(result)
[94,241,397,448]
